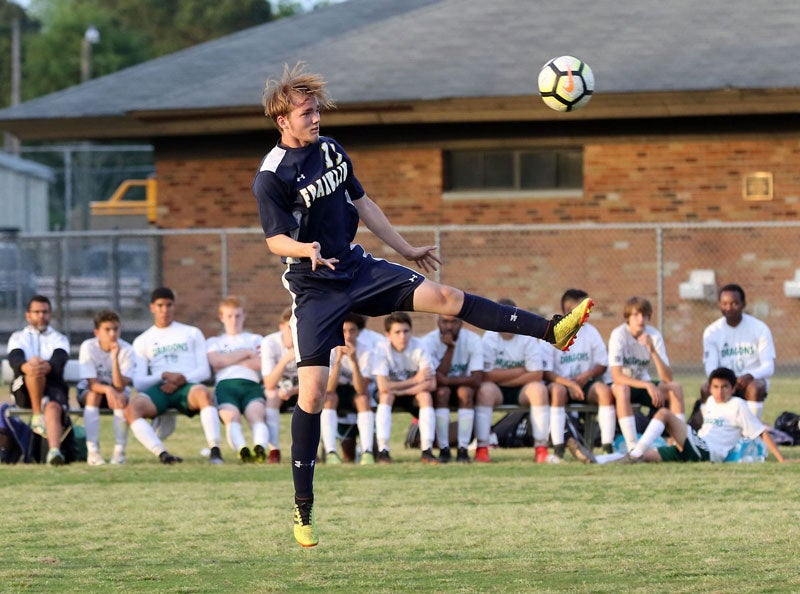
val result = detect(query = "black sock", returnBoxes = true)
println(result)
[291,406,320,500]
[457,293,552,339]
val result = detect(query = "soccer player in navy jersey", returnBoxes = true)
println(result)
[252,62,593,547]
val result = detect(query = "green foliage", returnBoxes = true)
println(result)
[16,0,274,100]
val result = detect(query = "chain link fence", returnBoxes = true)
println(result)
[2,222,798,374]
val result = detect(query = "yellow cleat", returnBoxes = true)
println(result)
[293,501,319,548]
[551,297,593,351]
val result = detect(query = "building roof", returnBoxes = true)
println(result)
[1,0,800,140]
[0,152,55,181]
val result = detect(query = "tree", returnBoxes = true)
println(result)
[21,0,275,100]
[0,0,37,109]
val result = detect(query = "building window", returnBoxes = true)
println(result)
[444,148,583,198]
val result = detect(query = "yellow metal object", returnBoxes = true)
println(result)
[90,178,158,223]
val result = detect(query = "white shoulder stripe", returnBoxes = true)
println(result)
[260,146,286,173]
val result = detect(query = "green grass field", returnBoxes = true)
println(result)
[2,374,799,593]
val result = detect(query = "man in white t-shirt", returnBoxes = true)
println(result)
[78,310,137,465]
[608,367,790,464]
[207,296,268,463]
[474,298,549,463]
[372,312,438,464]
[128,287,222,464]
[702,284,775,420]
[7,295,71,465]
[544,289,616,458]
[320,313,377,464]
[608,296,685,452]
[423,315,483,463]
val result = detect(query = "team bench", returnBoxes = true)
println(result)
[494,401,641,448]
[0,358,179,419]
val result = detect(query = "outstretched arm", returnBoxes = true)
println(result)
[354,195,441,273]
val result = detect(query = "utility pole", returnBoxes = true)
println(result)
[4,16,21,155]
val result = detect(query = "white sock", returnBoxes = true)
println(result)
[252,421,268,449]
[320,408,338,453]
[619,415,639,450]
[435,408,451,449]
[418,406,436,451]
[598,405,617,447]
[530,406,550,445]
[376,404,392,452]
[357,410,375,454]
[200,406,221,448]
[550,406,566,447]
[748,401,764,420]
[226,421,246,451]
[595,452,626,464]
[265,407,280,450]
[630,419,665,458]
[474,406,494,446]
[674,412,686,422]
[84,406,101,453]
[113,409,128,448]
[457,408,475,449]
[130,418,165,456]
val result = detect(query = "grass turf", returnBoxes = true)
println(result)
[1,373,798,593]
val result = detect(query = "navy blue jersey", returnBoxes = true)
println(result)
[252,136,365,260]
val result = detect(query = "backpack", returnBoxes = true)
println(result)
[774,411,800,445]
[0,402,36,463]
[0,403,84,464]
[492,411,534,448]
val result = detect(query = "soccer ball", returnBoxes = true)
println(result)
[537,56,594,112]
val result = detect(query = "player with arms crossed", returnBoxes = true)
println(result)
[701,284,775,420]
[252,63,593,547]
[207,297,268,463]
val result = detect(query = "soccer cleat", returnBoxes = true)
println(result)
[110,452,127,465]
[550,297,593,351]
[377,449,392,464]
[293,500,319,548]
[253,445,267,463]
[566,436,597,464]
[238,446,255,463]
[611,453,644,464]
[267,449,281,464]
[474,446,491,463]
[456,447,471,463]
[545,453,563,464]
[359,451,375,465]
[326,451,342,465]
[420,449,439,464]
[209,446,224,464]
[31,414,47,438]
[159,450,183,465]
[87,451,106,466]
[534,446,549,463]
[46,448,65,466]
[438,447,452,464]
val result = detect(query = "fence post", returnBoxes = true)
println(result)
[656,225,664,331]
[220,230,228,299]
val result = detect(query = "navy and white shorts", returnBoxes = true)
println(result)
[282,244,425,365]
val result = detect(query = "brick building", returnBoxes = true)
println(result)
[2,0,800,366]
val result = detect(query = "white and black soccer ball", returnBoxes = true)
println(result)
[537,56,594,112]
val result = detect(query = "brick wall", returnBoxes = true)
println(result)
[152,137,800,366]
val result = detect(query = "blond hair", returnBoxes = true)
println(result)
[262,62,336,125]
